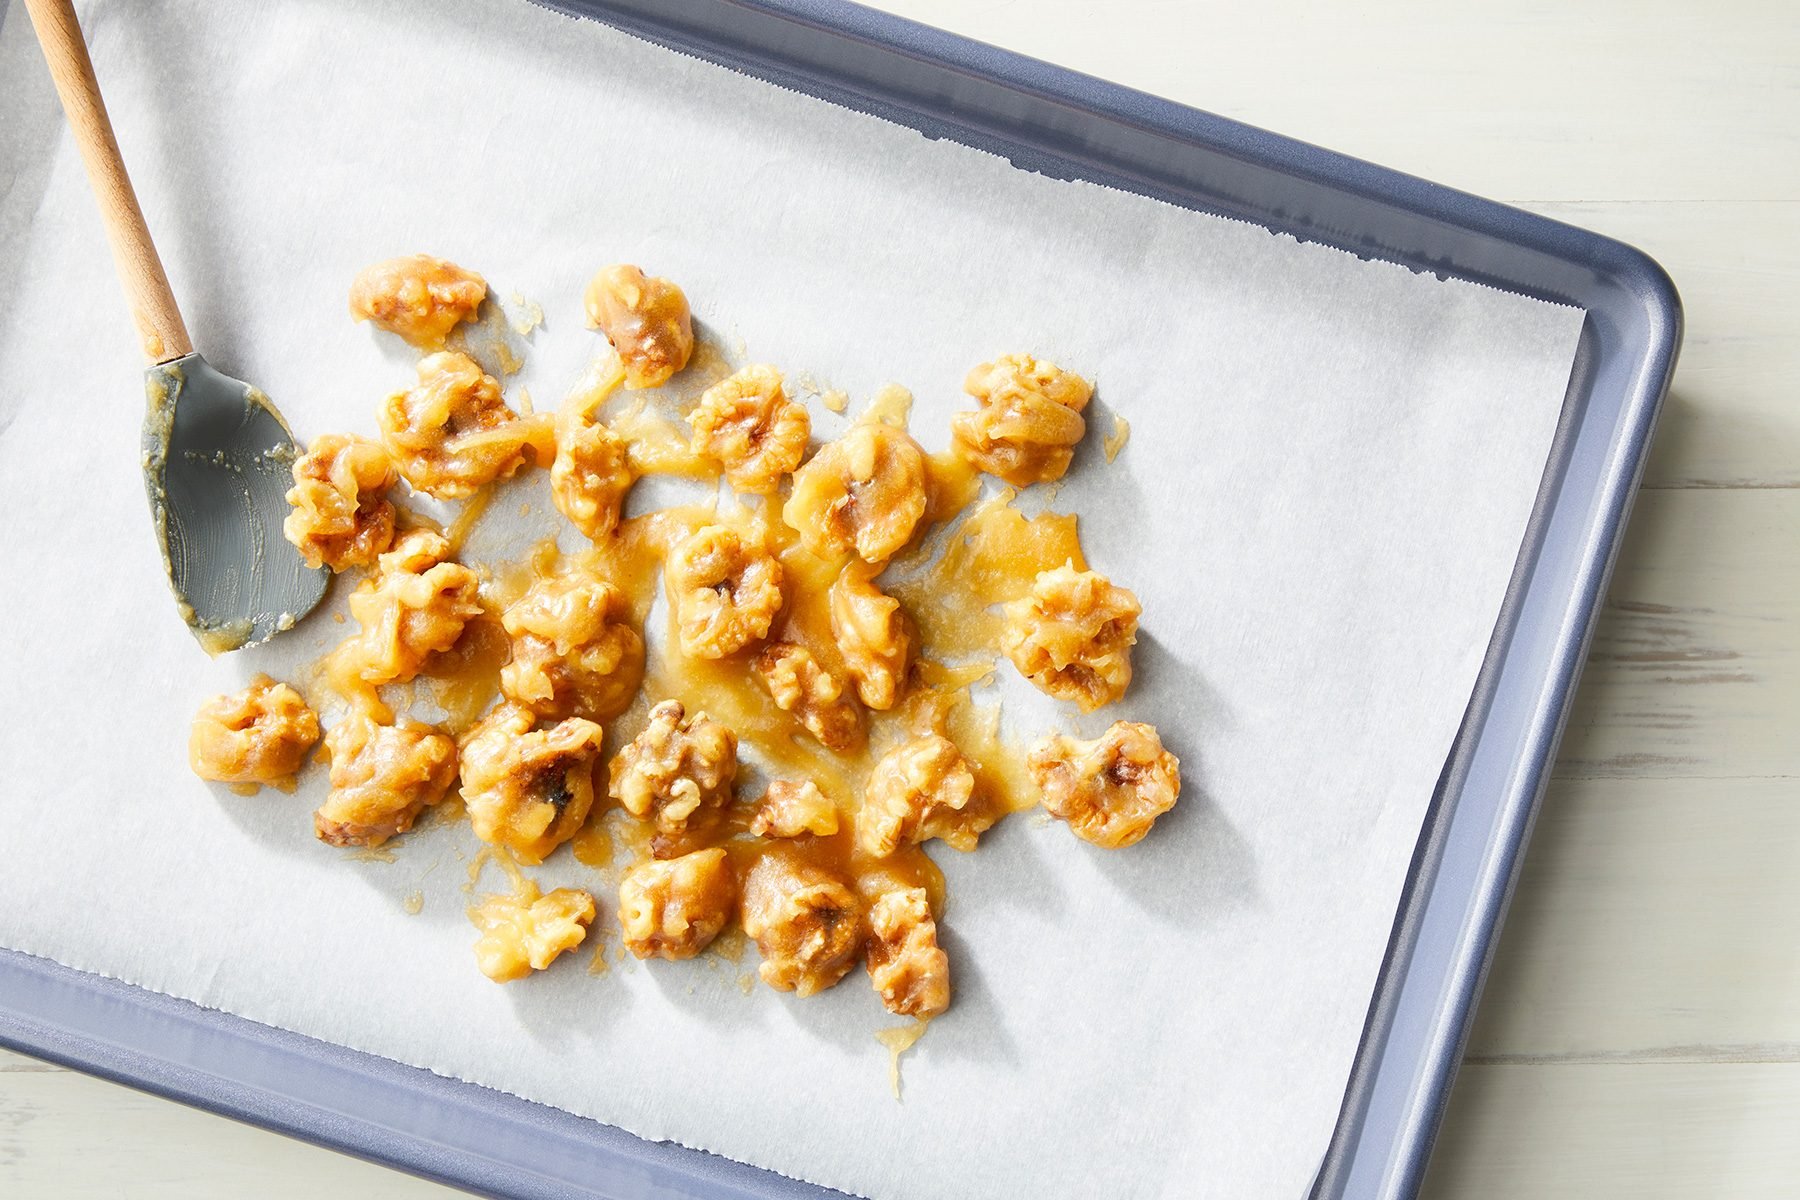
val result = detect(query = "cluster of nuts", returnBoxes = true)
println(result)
[187,254,1183,1017]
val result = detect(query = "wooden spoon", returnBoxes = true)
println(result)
[25,0,326,653]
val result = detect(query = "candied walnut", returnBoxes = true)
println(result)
[859,734,976,858]
[951,354,1093,486]
[828,563,913,710]
[782,422,927,563]
[617,848,737,961]
[1001,563,1141,711]
[866,887,950,1018]
[459,703,605,865]
[314,708,456,846]
[349,254,487,350]
[470,882,596,983]
[188,675,320,790]
[550,402,633,540]
[345,529,482,685]
[687,365,811,493]
[665,525,784,660]
[755,642,863,751]
[500,575,644,721]
[378,351,553,499]
[282,434,398,571]
[583,264,694,389]
[1029,721,1180,849]
[742,849,864,997]
[608,700,737,844]
[750,779,840,839]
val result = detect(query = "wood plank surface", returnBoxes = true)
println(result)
[4,0,1797,1197]
[1467,777,1800,1062]
[1423,1064,1800,1198]
[1516,202,1800,489]
[0,1056,452,1198]
[1554,488,1800,781]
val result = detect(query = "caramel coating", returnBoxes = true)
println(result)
[1001,563,1141,711]
[583,264,694,389]
[188,675,320,790]
[755,642,864,751]
[470,882,596,983]
[1028,721,1180,849]
[617,848,737,961]
[859,733,975,859]
[687,364,811,493]
[500,575,645,722]
[349,255,487,350]
[459,703,605,865]
[742,849,864,997]
[750,779,840,839]
[866,886,950,1018]
[665,525,784,660]
[608,700,738,846]
[378,351,553,499]
[828,563,913,711]
[345,529,482,685]
[314,708,456,847]
[551,397,634,541]
[282,434,398,571]
[782,421,928,563]
[951,354,1093,486]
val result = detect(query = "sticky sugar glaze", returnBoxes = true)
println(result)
[191,257,1180,1028]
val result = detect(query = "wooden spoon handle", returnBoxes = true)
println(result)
[25,0,192,365]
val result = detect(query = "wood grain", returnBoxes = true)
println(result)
[870,0,1800,204]
[3,0,1796,1197]
[21,0,190,363]
[1467,778,1800,1062]
[1554,489,1799,781]
[0,1061,454,1197]
[1519,202,1800,490]
[1423,1064,1800,1198]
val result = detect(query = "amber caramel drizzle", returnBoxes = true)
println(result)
[305,362,1104,1031]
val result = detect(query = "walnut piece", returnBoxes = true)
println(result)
[349,254,487,350]
[866,887,950,1018]
[378,351,553,500]
[1001,563,1141,711]
[550,403,633,541]
[617,848,737,961]
[470,882,596,983]
[188,675,320,790]
[583,264,694,389]
[282,434,397,571]
[755,642,863,751]
[782,421,927,563]
[742,849,864,997]
[314,708,456,847]
[1028,721,1180,849]
[608,700,738,846]
[345,529,482,685]
[500,574,644,721]
[665,525,784,660]
[687,364,811,493]
[459,702,605,865]
[828,563,912,711]
[951,354,1093,486]
[750,779,840,839]
[859,733,975,858]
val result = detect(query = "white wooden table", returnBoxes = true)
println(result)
[4,1,1796,1195]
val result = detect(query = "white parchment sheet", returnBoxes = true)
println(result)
[0,2,1583,1197]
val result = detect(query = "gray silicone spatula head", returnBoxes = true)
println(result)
[142,354,327,654]
[27,0,326,653]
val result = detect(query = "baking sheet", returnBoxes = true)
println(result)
[0,2,1583,1197]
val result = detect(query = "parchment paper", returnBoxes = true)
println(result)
[0,2,1583,1197]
